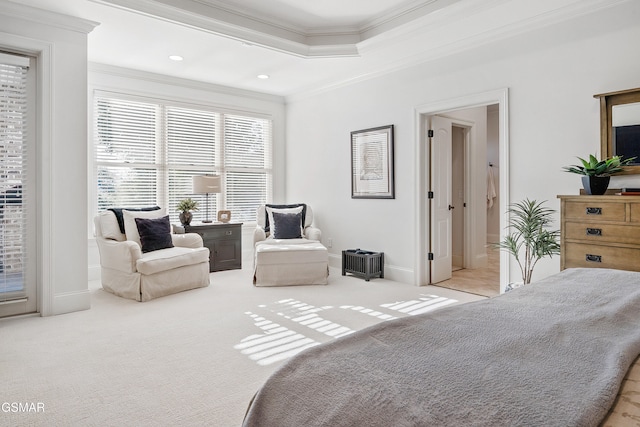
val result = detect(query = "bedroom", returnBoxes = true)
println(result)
[1,0,640,424]
[0,0,638,313]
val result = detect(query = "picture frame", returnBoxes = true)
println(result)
[217,210,231,223]
[351,125,395,199]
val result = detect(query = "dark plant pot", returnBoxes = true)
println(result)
[179,211,192,226]
[581,175,610,195]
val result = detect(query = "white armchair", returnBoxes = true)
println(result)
[253,204,328,286]
[94,210,210,301]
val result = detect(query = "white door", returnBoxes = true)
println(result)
[429,115,453,284]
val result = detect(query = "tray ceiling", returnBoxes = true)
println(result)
[8,0,635,98]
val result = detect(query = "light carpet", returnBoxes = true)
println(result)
[0,267,484,427]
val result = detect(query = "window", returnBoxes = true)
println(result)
[93,92,272,223]
[0,51,36,314]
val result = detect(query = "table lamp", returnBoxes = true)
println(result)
[192,175,221,223]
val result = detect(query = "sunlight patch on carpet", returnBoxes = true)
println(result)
[381,294,458,315]
[234,294,458,366]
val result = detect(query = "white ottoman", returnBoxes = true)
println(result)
[253,239,329,286]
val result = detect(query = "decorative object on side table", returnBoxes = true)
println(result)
[176,198,198,226]
[562,154,635,195]
[193,175,221,223]
[351,125,395,199]
[494,199,560,289]
[217,210,231,223]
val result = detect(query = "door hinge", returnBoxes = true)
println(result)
[428,191,434,199]
[428,252,434,261]
[428,129,434,138]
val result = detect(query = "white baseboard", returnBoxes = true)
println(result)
[52,290,91,316]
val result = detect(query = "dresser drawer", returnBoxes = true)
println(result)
[630,203,640,223]
[564,242,640,272]
[565,221,640,245]
[193,225,240,240]
[563,201,626,222]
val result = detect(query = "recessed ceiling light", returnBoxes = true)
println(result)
[169,55,183,61]
[257,74,269,79]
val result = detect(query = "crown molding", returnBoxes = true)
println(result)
[88,62,286,104]
[0,0,99,34]
[194,0,363,36]
[88,0,477,58]
[91,0,361,57]
[286,0,631,102]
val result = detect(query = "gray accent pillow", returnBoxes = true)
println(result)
[272,211,303,239]
[135,215,174,253]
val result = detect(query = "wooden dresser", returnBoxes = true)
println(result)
[558,195,640,272]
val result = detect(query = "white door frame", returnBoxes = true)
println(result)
[414,88,510,292]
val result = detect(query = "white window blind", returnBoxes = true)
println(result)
[166,106,219,221]
[93,93,272,224]
[0,54,29,301]
[95,97,159,210]
[224,114,272,221]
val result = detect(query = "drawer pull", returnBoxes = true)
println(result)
[585,207,602,215]
[585,254,602,263]
[586,228,602,236]
[225,230,233,236]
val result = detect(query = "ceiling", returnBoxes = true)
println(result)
[11,0,632,98]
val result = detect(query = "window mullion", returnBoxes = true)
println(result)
[218,114,225,210]
[158,105,168,210]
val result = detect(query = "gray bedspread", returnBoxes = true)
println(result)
[242,268,640,427]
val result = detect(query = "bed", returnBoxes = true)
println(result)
[242,268,640,426]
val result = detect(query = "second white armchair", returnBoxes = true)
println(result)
[253,204,329,287]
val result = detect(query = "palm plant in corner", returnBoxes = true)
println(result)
[495,199,560,289]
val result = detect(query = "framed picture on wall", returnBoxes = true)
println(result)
[351,124,395,199]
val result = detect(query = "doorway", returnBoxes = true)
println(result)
[414,89,509,295]
[429,110,496,296]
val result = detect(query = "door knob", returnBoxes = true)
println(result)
[448,205,455,210]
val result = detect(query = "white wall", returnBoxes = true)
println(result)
[87,64,286,279]
[285,2,640,285]
[0,2,97,315]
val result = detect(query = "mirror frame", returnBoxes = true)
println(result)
[594,87,640,175]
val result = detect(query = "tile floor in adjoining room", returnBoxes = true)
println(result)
[435,248,500,297]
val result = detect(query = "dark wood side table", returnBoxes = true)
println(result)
[173,222,243,272]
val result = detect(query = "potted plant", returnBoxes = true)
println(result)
[562,154,635,195]
[494,199,560,289]
[176,198,198,226]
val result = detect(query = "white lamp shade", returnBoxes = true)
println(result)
[193,175,221,194]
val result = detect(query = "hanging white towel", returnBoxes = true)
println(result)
[487,165,497,209]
